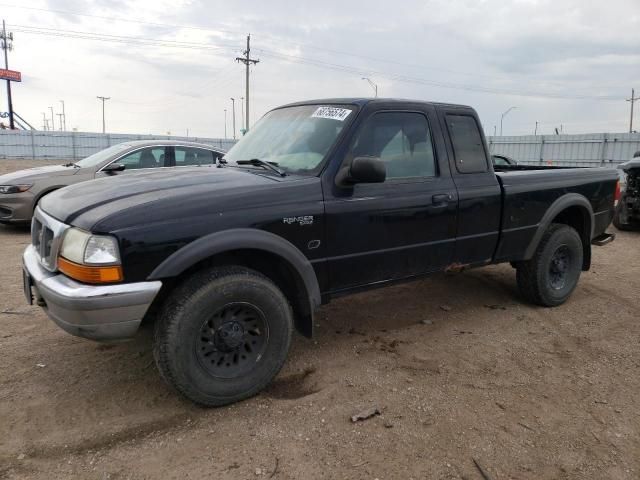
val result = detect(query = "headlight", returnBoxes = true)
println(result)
[0,184,32,194]
[58,228,122,283]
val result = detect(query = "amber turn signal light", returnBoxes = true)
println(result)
[58,256,123,284]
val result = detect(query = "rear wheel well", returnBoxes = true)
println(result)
[551,206,591,270]
[147,249,314,337]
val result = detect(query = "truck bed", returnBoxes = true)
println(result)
[493,166,619,263]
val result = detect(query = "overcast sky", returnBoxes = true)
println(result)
[2,0,639,137]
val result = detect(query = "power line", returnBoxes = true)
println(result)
[0,3,243,37]
[259,50,624,101]
[235,35,259,131]
[12,23,627,102]
[12,25,239,51]
[627,88,639,133]
[4,2,633,94]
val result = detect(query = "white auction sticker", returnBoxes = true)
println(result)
[311,106,352,121]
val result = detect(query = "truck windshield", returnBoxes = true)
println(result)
[224,105,355,175]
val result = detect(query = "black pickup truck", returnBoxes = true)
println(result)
[23,98,618,406]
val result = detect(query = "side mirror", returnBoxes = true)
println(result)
[339,156,386,185]
[102,163,126,173]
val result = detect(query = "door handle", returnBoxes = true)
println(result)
[432,194,451,206]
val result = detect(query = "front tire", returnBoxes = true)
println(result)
[153,266,293,406]
[516,224,583,307]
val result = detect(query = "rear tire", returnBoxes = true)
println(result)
[516,224,583,307]
[153,266,293,406]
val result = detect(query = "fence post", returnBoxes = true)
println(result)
[538,136,545,164]
[30,129,36,160]
[71,131,77,161]
[599,133,608,166]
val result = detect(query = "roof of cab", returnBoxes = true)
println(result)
[277,98,473,110]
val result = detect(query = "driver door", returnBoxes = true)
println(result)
[324,108,458,292]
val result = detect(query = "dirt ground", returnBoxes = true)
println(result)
[1,160,639,480]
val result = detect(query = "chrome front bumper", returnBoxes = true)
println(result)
[23,245,162,341]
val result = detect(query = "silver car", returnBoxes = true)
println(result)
[0,140,225,224]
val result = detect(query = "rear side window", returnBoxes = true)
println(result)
[174,147,217,166]
[446,114,488,173]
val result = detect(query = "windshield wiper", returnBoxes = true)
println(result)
[62,162,80,168]
[236,158,287,177]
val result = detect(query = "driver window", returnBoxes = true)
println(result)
[117,147,165,170]
[349,112,436,179]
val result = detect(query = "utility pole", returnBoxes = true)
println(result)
[49,106,55,131]
[362,77,378,97]
[41,112,47,131]
[493,125,496,136]
[627,88,639,133]
[60,100,66,130]
[1,20,15,129]
[534,121,538,136]
[56,113,64,130]
[500,106,517,136]
[235,34,259,132]
[230,97,236,140]
[96,96,110,133]
[224,108,227,139]
[240,97,244,132]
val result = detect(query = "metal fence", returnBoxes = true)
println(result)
[487,132,640,168]
[3,129,639,166]
[0,130,237,160]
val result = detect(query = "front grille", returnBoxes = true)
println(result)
[32,217,43,248]
[31,207,69,272]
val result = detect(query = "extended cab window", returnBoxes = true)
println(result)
[116,147,166,170]
[174,147,216,166]
[350,112,436,179]
[446,114,488,173]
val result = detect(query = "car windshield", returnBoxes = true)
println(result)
[223,105,355,175]
[75,143,132,168]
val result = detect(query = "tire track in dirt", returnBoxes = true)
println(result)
[9,412,193,463]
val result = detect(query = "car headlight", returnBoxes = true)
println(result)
[58,228,123,283]
[0,184,32,194]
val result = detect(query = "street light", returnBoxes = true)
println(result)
[49,106,55,131]
[96,96,110,133]
[59,100,66,131]
[230,97,236,140]
[361,77,378,98]
[500,106,517,136]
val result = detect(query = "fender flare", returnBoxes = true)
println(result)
[523,193,594,261]
[148,228,321,313]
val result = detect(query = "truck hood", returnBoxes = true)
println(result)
[40,166,300,230]
[0,164,81,184]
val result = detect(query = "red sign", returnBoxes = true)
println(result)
[0,69,21,82]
